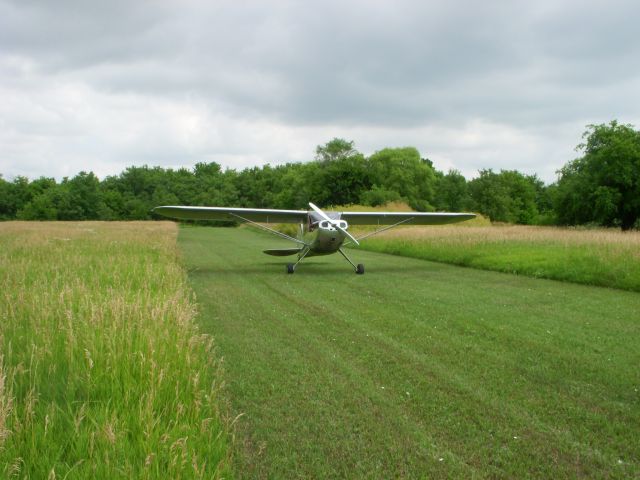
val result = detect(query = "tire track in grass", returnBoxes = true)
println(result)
[180,226,640,479]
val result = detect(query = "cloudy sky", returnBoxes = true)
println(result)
[1,0,639,183]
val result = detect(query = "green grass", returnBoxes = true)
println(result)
[180,226,640,479]
[356,225,640,292]
[0,222,231,479]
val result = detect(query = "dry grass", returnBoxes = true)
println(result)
[381,224,640,249]
[358,224,640,291]
[0,221,231,478]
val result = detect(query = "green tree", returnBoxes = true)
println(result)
[528,174,552,216]
[235,165,283,208]
[434,169,470,211]
[318,153,370,206]
[14,177,59,220]
[100,176,126,219]
[468,169,539,224]
[17,188,61,220]
[192,162,238,206]
[0,176,17,219]
[306,140,370,207]
[555,121,640,230]
[366,147,436,211]
[360,185,402,207]
[315,138,358,163]
[272,163,317,209]
[65,171,104,220]
[10,176,33,215]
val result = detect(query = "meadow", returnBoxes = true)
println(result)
[0,222,230,478]
[181,226,640,479]
[356,224,640,291]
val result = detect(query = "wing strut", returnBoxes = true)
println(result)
[229,213,308,246]
[342,216,415,246]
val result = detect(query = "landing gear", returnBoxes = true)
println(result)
[286,247,310,274]
[338,248,365,275]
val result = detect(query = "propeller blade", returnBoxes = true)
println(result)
[335,224,360,246]
[308,202,332,222]
[309,202,359,245]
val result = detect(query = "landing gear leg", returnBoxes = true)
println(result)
[338,248,365,274]
[286,247,310,274]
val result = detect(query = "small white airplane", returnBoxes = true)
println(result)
[154,203,475,274]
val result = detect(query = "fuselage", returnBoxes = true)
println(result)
[303,219,349,256]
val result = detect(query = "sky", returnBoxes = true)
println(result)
[1,0,639,184]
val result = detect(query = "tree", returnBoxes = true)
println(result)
[0,176,17,219]
[65,172,104,220]
[468,169,539,224]
[317,153,370,206]
[14,176,59,220]
[17,188,61,220]
[527,174,553,217]
[366,147,437,211]
[434,169,470,212]
[315,138,358,163]
[555,121,640,230]
[10,176,33,215]
[360,185,402,207]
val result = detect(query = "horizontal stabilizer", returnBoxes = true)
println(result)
[263,248,301,257]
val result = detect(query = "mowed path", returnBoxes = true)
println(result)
[179,226,640,479]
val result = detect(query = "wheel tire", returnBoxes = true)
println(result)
[356,264,365,275]
[286,263,295,274]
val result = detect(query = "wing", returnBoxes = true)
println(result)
[339,211,476,225]
[153,206,308,224]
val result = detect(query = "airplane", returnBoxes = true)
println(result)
[153,202,475,274]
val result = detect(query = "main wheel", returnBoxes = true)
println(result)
[356,264,365,275]
[286,263,295,274]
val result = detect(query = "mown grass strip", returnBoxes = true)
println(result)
[356,225,640,291]
[181,226,640,479]
[0,222,231,479]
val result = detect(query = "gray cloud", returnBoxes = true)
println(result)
[1,0,639,183]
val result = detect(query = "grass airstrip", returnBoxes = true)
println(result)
[181,226,639,479]
[1,222,639,478]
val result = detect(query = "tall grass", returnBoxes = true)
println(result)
[0,222,231,478]
[359,224,640,291]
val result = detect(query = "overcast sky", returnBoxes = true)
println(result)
[1,0,639,184]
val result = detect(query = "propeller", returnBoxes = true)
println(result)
[308,202,359,246]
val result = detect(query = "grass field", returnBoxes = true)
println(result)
[180,226,640,479]
[357,225,640,292]
[0,222,230,478]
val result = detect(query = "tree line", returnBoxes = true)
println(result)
[1,121,638,229]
